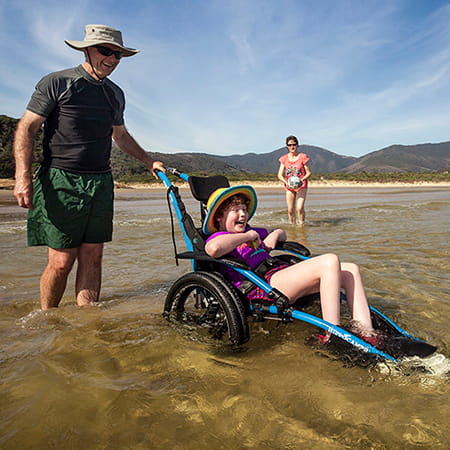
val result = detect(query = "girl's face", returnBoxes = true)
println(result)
[217,202,249,233]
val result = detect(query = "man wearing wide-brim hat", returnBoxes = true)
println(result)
[13,24,165,310]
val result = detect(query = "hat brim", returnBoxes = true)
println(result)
[65,40,139,57]
[202,185,257,235]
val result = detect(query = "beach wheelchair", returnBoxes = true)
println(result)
[157,168,436,363]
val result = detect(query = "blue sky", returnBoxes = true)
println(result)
[1,0,449,157]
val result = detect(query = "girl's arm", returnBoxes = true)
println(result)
[205,229,261,258]
[301,162,312,182]
[277,162,287,185]
[263,228,287,251]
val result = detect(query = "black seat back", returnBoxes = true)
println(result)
[188,175,230,221]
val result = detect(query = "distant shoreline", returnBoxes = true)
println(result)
[250,180,450,188]
[114,180,450,189]
[2,178,449,191]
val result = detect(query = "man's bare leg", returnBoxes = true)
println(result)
[40,248,77,309]
[75,243,104,306]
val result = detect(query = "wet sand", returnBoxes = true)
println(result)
[1,184,449,449]
[3,178,450,192]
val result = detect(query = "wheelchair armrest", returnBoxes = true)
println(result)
[276,241,311,257]
[176,251,251,270]
[216,255,252,270]
[176,251,217,261]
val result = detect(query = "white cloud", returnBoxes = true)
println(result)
[1,0,449,156]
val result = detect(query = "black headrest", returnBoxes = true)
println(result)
[188,175,230,203]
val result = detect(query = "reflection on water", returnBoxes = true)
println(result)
[1,186,449,449]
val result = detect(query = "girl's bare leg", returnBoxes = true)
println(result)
[340,262,373,332]
[270,253,342,325]
[270,255,374,333]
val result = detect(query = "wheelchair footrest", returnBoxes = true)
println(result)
[251,301,293,323]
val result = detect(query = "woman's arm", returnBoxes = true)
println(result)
[277,162,286,185]
[301,162,312,182]
[205,229,261,258]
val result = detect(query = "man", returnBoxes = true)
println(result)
[14,24,165,310]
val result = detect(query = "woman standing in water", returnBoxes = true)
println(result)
[277,135,312,225]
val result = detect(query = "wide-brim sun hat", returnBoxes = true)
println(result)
[65,24,139,57]
[203,185,257,235]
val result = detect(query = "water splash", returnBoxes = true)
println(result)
[377,352,450,384]
[16,309,72,330]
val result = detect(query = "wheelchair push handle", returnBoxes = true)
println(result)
[156,167,189,181]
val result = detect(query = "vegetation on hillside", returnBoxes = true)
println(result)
[0,115,43,178]
[115,171,450,185]
[313,171,450,183]
[1,114,449,184]
[0,115,20,178]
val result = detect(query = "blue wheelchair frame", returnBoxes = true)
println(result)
[157,168,435,363]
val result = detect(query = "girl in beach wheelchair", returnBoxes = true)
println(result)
[157,168,436,363]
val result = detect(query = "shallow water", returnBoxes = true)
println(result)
[1,185,449,449]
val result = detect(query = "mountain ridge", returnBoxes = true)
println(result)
[216,145,358,174]
[141,140,450,175]
[1,114,449,177]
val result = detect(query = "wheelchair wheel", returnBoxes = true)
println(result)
[164,271,249,345]
[207,270,249,336]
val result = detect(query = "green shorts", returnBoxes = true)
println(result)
[28,167,114,249]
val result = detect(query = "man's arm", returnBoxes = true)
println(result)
[112,125,165,178]
[14,110,46,209]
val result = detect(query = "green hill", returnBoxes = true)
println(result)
[0,115,43,178]
[1,114,449,179]
[0,115,21,178]
[218,145,357,174]
[342,142,450,173]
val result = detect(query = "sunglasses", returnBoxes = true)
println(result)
[287,143,298,147]
[93,45,123,60]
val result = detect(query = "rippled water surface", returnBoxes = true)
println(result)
[1,185,449,449]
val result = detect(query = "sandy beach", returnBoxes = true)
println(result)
[115,179,450,189]
[2,178,450,191]
[0,179,17,189]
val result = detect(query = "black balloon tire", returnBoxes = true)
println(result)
[164,271,249,345]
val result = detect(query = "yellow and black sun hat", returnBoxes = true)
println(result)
[202,185,257,235]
